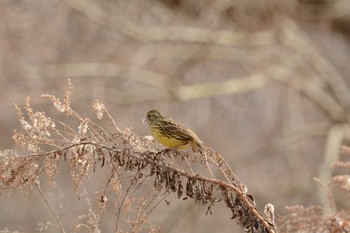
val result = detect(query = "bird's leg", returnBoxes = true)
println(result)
[163,147,176,152]
[162,147,179,157]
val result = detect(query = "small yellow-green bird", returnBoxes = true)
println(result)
[144,109,204,150]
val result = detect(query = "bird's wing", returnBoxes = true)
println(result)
[162,119,202,144]
[159,120,193,141]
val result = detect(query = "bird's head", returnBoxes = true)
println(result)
[144,109,164,125]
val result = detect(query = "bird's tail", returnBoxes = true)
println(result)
[191,140,205,151]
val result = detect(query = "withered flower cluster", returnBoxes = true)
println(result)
[0,81,276,233]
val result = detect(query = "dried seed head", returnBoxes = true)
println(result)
[20,119,32,131]
[78,119,89,136]
[93,100,105,120]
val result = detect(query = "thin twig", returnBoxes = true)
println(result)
[35,181,66,233]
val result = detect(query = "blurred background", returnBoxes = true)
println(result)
[1,0,350,232]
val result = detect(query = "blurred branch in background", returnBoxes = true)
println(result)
[63,0,278,47]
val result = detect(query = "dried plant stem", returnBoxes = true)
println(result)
[35,182,66,233]
[144,191,172,220]
[19,140,273,232]
[203,155,215,179]
[185,157,195,176]
[115,183,132,231]
[74,224,92,233]
[98,142,275,231]
[8,87,276,232]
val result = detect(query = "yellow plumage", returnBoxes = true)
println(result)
[145,110,204,150]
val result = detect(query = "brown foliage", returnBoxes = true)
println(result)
[0,81,276,233]
[278,146,350,233]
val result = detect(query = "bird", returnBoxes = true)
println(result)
[144,109,204,150]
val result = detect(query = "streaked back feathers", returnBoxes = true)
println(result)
[145,110,204,150]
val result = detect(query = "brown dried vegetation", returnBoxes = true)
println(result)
[0,81,276,233]
[279,146,350,233]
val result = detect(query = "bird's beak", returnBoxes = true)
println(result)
[142,118,147,124]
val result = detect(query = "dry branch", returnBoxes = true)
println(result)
[0,81,276,233]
